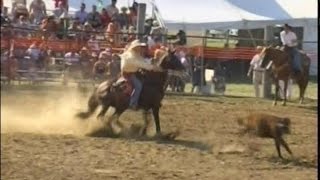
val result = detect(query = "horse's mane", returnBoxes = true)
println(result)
[260,46,288,61]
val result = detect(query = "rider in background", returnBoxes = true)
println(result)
[120,39,162,110]
[280,24,302,75]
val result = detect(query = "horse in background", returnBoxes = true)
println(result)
[260,46,310,106]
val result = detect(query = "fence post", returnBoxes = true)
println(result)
[200,30,207,90]
[264,25,274,45]
[262,69,272,98]
[136,3,146,41]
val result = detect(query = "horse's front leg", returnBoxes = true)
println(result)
[97,105,109,121]
[282,80,288,106]
[140,109,152,136]
[273,80,280,106]
[152,107,161,135]
[107,112,122,134]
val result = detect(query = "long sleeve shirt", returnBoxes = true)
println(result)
[280,30,298,47]
[120,51,154,73]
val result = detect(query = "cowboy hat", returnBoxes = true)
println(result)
[256,46,263,50]
[99,51,109,59]
[92,52,98,57]
[154,49,168,66]
[128,39,147,50]
[152,20,159,26]
[81,47,88,51]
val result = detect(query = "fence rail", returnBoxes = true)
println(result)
[2,25,317,59]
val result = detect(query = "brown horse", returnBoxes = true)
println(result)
[260,46,310,106]
[76,50,185,136]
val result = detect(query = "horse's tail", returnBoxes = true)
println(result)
[76,93,99,120]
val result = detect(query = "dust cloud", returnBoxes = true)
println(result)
[1,89,106,136]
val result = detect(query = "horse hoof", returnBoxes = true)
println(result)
[273,102,277,106]
[282,103,286,106]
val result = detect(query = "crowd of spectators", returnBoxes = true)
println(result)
[1,0,193,89]
[1,0,166,45]
[0,0,177,82]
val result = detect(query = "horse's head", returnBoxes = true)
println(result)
[159,49,185,71]
[260,45,288,68]
[260,46,272,68]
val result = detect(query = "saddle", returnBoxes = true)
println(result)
[276,46,307,55]
[111,76,134,96]
[276,46,309,73]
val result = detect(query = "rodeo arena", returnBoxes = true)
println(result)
[0,0,318,179]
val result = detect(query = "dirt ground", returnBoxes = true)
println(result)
[1,88,318,180]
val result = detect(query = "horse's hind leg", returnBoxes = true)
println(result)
[273,80,280,106]
[282,80,288,106]
[152,107,161,135]
[298,79,308,104]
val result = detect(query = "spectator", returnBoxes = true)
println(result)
[54,0,68,10]
[178,50,189,69]
[79,47,93,79]
[191,56,202,93]
[118,7,129,30]
[64,50,80,66]
[87,5,102,28]
[147,35,155,49]
[128,6,137,27]
[1,52,18,82]
[67,19,81,39]
[107,53,121,79]
[98,51,111,64]
[29,0,47,24]
[87,35,100,53]
[127,25,136,42]
[90,52,99,64]
[172,30,187,46]
[40,15,57,38]
[106,0,119,17]
[150,20,163,41]
[247,46,264,97]
[81,22,93,41]
[15,15,30,37]
[100,8,111,28]
[106,16,121,46]
[38,43,48,70]
[26,42,41,61]
[213,62,226,95]
[1,6,9,18]
[100,47,113,61]
[144,17,153,35]
[48,32,58,40]
[75,3,88,25]
[56,18,66,39]
[53,1,66,19]
[93,54,107,81]
[12,2,28,23]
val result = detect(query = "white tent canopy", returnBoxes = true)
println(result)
[152,0,317,75]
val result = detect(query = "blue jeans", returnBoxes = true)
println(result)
[129,74,142,107]
[287,47,302,72]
